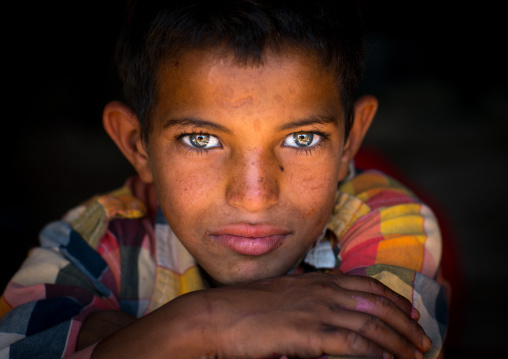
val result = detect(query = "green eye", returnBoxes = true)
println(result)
[284,132,320,148]
[182,133,221,149]
[294,133,313,147]
[191,134,210,148]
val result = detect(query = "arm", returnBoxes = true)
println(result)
[84,273,430,359]
[0,220,125,358]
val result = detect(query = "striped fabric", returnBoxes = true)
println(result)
[0,170,448,358]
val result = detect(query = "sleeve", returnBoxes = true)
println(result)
[0,221,121,359]
[330,171,449,359]
[0,182,150,359]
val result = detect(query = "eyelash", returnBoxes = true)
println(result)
[283,131,331,156]
[175,131,331,156]
[175,131,219,156]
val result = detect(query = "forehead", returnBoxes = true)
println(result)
[153,48,343,127]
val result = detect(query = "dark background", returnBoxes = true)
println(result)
[1,1,506,357]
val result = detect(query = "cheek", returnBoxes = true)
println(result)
[152,154,224,223]
[285,159,340,221]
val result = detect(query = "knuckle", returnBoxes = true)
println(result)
[359,315,385,335]
[345,330,364,351]
[375,294,395,312]
[366,276,383,291]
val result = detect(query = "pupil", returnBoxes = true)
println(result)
[294,132,313,147]
[191,134,209,148]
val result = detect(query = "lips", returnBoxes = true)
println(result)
[207,224,291,256]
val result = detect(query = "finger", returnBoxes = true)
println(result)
[325,310,425,359]
[332,274,415,317]
[293,326,388,359]
[348,291,431,353]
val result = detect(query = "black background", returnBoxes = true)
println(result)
[1,1,507,356]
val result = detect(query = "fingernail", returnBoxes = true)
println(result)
[411,306,420,319]
[422,335,432,350]
[382,352,394,359]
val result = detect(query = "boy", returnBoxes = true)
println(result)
[0,1,448,358]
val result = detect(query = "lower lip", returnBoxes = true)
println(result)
[211,234,288,256]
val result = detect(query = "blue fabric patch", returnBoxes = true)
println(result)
[39,221,72,248]
[436,284,449,339]
[66,229,107,278]
[10,320,70,359]
[119,300,140,317]
[0,302,36,334]
[26,297,81,336]
[59,229,111,297]
[39,221,110,296]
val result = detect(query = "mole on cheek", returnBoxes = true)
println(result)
[279,166,284,172]
[306,208,316,217]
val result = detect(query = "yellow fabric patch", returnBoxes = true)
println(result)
[345,172,389,194]
[68,187,147,249]
[179,267,206,296]
[380,203,421,221]
[147,267,180,313]
[371,269,414,303]
[328,192,371,239]
[380,212,425,238]
[99,187,147,219]
[147,266,206,313]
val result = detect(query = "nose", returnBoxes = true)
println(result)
[226,150,280,212]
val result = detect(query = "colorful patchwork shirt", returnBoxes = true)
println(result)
[0,170,448,358]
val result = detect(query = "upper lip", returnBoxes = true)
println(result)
[207,224,292,238]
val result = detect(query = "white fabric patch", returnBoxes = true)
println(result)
[0,332,24,349]
[155,223,195,274]
[303,240,336,268]
[11,247,69,287]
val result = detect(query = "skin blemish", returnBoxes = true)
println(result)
[306,207,316,217]
[279,166,284,172]
[223,96,253,108]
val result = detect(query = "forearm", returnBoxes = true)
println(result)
[77,311,137,351]
[89,292,214,359]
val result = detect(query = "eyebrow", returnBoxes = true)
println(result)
[163,115,338,133]
[163,117,232,134]
[278,115,339,131]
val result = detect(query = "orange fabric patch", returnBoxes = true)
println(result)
[0,295,13,318]
[376,235,424,272]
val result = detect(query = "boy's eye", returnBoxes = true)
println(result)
[283,132,321,148]
[182,133,221,149]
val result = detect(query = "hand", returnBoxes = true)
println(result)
[205,272,429,359]
[91,272,431,359]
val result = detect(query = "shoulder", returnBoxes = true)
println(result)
[339,169,419,208]
[45,176,152,250]
[328,169,422,238]
[329,169,442,278]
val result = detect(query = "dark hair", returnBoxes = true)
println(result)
[115,0,365,143]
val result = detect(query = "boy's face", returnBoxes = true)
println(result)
[146,49,347,285]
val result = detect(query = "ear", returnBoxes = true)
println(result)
[338,94,378,181]
[102,101,154,183]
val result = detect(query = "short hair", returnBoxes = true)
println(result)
[115,0,365,143]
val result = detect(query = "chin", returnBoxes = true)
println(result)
[209,260,293,287]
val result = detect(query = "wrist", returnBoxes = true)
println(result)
[91,290,216,358]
